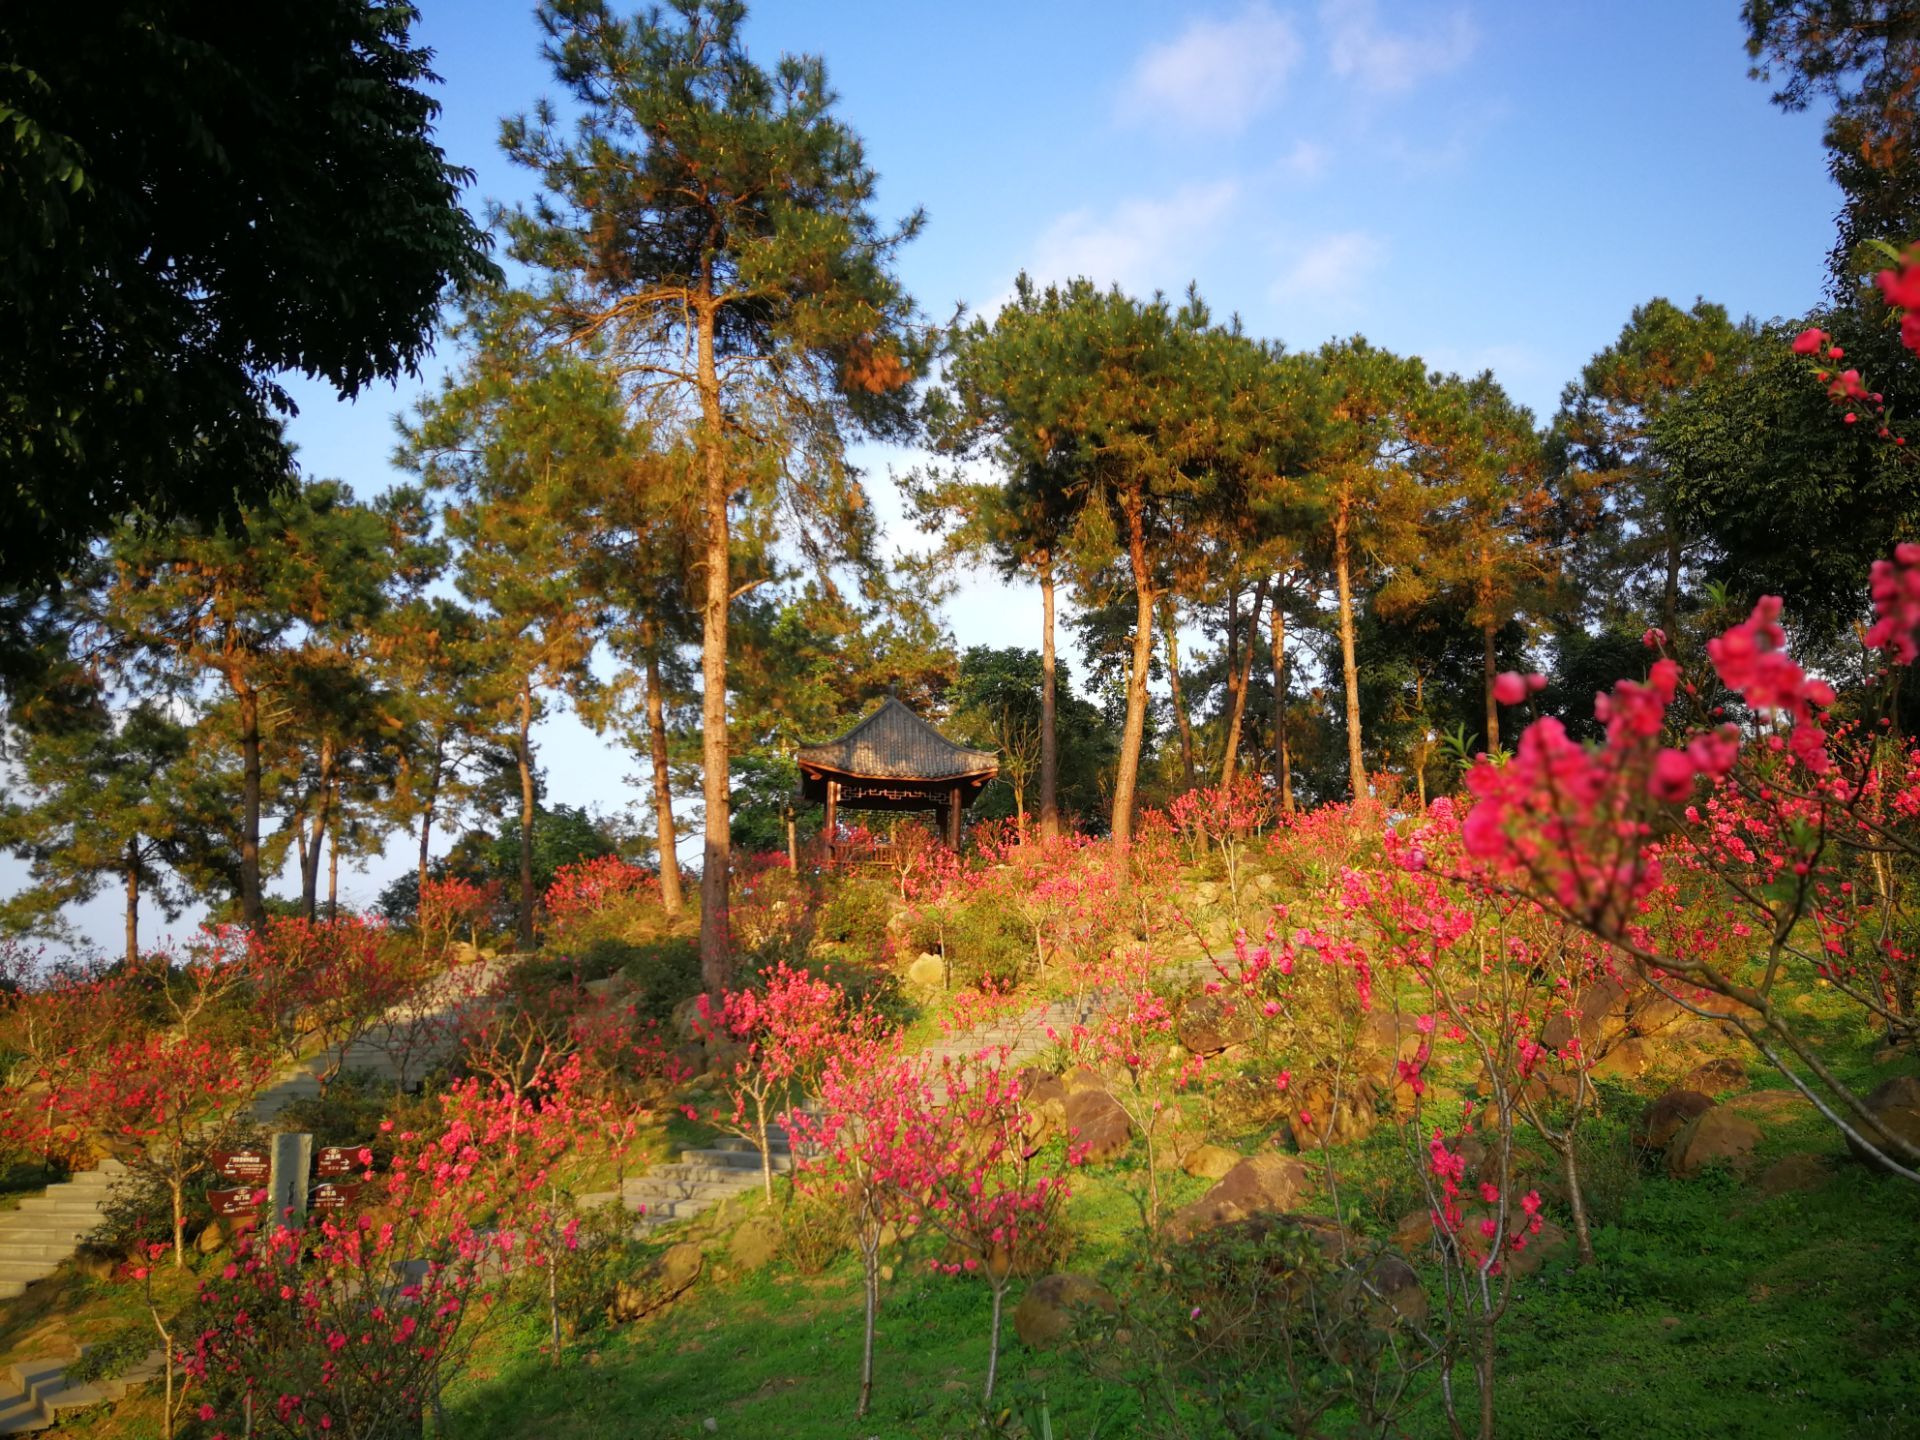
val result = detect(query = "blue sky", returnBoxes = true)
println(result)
[35,1,1849,952]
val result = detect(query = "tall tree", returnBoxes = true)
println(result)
[502,0,927,994]
[1552,299,1755,638]
[0,0,495,595]
[99,480,408,926]
[0,694,194,964]
[399,317,613,950]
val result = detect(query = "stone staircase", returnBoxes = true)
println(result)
[0,1346,164,1435]
[251,957,508,1121]
[0,1163,126,1302]
[917,993,1096,1082]
[619,1133,797,1236]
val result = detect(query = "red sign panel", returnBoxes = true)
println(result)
[314,1146,372,1179]
[308,1180,362,1213]
[211,1148,271,1185]
[208,1186,259,1219]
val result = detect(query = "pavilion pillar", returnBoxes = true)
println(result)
[947,784,962,850]
[825,779,838,863]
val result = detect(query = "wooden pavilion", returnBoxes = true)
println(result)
[796,697,999,855]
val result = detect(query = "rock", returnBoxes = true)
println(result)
[1591,1036,1656,1081]
[1183,1144,1242,1181]
[1503,1218,1570,1279]
[1013,1273,1118,1349]
[1390,1210,1434,1254]
[196,1220,225,1255]
[671,995,706,1042]
[1283,1074,1379,1150]
[1342,1252,1427,1325]
[1637,1090,1715,1152]
[1062,1065,1109,1096]
[1018,1070,1069,1139]
[1722,1088,1815,1123]
[1542,978,1628,1052]
[905,953,946,989]
[1065,1089,1133,1164]
[1189,881,1222,907]
[610,1242,705,1322]
[705,1040,749,1076]
[583,974,632,1001]
[1666,1109,1763,1177]
[1179,993,1254,1055]
[1358,1009,1427,1063]
[1167,1153,1316,1240]
[670,1042,706,1078]
[1844,1074,1920,1166]
[1756,1153,1828,1197]
[448,940,482,968]
[1682,1056,1748,1094]
[728,1215,782,1272]
[72,1246,118,1281]
[1626,992,1685,1037]
[1872,1043,1913,1066]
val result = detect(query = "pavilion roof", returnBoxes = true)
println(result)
[795,697,998,782]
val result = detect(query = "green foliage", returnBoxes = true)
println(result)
[813,875,897,957]
[445,803,622,897]
[65,1321,157,1385]
[0,0,496,591]
[607,937,702,1024]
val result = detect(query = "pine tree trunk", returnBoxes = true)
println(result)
[1112,498,1156,850]
[238,684,265,929]
[1483,620,1500,754]
[1162,597,1197,791]
[1663,517,1681,637]
[1335,496,1367,802]
[1271,587,1293,813]
[327,808,339,920]
[1220,577,1268,786]
[418,735,444,891]
[696,300,733,998]
[1038,552,1060,840]
[516,684,537,952]
[124,839,140,968]
[645,649,684,917]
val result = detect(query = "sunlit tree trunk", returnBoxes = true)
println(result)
[695,293,733,996]
[516,683,537,951]
[1162,597,1197,791]
[1334,490,1367,802]
[124,840,140,968]
[1220,577,1268,786]
[1271,587,1293,813]
[1112,497,1156,850]
[1038,551,1060,840]
[237,682,265,929]
[644,646,684,917]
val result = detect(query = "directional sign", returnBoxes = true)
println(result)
[211,1148,270,1185]
[308,1179,362,1214]
[208,1186,259,1219]
[314,1145,373,1179]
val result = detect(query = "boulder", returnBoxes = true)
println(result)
[1018,1070,1069,1139]
[1341,1252,1428,1325]
[196,1220,225,1255]
[1183,1144,1242,1181]
[1167,1153,1315,1240]
[448,940,482,968]
[1626,991,1686,1037]
[609,1242,704,1322]
[1636,1090,1715,1152]
[1844,1074,1920,1167]
[728,1215,782,1272]
[905,953,946,990]
[670,1042,707,1079]
[705,1040,749,1077]
[1682,1056,1748,1094]
[1756,1152,1828,1197]
[1358,1009,1427,1064]
[1390,1210,1434,1255]
[1502,1218,1570,1279]
[1064,1088,1133,1164]
[584,974,633,1002]
[1284,1074,1379,1150]
[1542,978,1628,1052]
[1722,1088,1815,1123]
[1013,1273,1117,1349]
[1666,1109,1762,1177]
[1179,993,1254,1055]
[1062,1065,1109,1096]
[671,995,706,1043]
[1591,1036,1657,1081]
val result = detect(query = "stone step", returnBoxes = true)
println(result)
[2,1362,62,1406]
[0,1225,97,1246]
[0,1282,26,1301]
[0,1393,50,1435]
[10,1199,106,1218]
[682,1148,793,1172]
[705,1134,794,1155]
[0,1242,74,1263]
[0,1261,59,1285]
[650,1162,782,1186]
[622,1179,757,1207]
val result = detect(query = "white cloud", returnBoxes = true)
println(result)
[1023,180,1240,296]
[1275,138,1330,181]
[1271,230,1386,304]
[1323,0,1476,95]
[1122,3,1303,133]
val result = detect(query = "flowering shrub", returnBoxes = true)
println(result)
[541,855,665,947]
[417,875,501,959]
